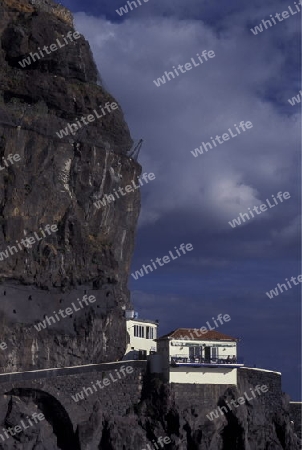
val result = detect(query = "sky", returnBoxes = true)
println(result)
[60,0,301,399]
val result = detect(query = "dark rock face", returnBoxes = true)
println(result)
[290,402,302,441]
[0,0,141,371]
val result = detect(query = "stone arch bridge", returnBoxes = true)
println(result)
[0,361,147,449]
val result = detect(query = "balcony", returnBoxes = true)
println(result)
[170,355,244,368]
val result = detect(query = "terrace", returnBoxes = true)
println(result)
[170,355,244,368]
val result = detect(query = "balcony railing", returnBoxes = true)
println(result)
[170,355,242,365]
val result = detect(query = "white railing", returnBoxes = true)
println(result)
[170,355,238,364]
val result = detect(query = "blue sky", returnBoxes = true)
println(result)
[60,0,301,399]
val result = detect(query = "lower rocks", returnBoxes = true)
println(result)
[0,365,299,449]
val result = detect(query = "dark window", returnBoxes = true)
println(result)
[189,346,202,359]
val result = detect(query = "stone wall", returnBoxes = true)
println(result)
[0,364,300,449]
[172,382,234,411]
[170,367,283,415]
[238,367,282,406]
[0,361,147,429]
[166,367,300,449]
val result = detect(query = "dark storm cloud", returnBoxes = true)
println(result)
[73,11,300,262]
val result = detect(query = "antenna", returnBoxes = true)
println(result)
[127,139,143,161]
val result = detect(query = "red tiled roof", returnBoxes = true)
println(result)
[156,328,237,341]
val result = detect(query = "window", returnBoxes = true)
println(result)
[146,326,154,339]
[211,347,218,360]
[134,325,144,337]
[189,346,202,359]
[134,325,154,338]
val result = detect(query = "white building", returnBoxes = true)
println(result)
[156,328,243,385]
[123,311,158,360]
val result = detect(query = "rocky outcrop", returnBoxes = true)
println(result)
[0,365,300,449]
[290,402,302,441]
[0,0,141,371]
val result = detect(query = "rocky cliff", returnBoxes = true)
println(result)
[0,0,141,371]
[0,364,300,450]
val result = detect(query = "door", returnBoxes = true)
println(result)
[204,346,211,362]
[138,350,147,360]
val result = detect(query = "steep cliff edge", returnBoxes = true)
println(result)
[0,0,141,371]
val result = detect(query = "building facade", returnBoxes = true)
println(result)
[123,312,158,360]
[156,328,243,384]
